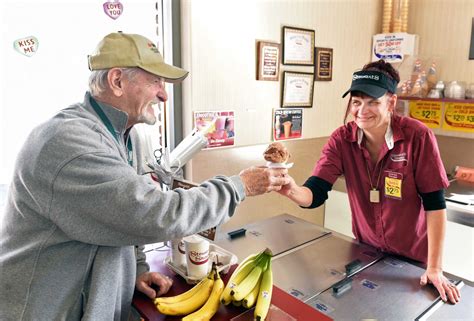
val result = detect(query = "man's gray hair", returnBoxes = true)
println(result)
[88,68,141,96]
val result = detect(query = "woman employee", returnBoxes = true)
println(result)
[279,59,460,304]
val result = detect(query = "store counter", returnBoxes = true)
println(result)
[214,213,330,259]
[133,214,473,320]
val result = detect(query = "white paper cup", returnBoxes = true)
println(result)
[184,235,210,279]
[170,238,186,268]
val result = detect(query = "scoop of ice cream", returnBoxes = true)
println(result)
[263,142,290,163]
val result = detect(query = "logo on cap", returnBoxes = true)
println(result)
[353,74,379,81]
[147,42,159,54]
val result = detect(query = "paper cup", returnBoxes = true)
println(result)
[184,235,210,279]
[170,238,186,268]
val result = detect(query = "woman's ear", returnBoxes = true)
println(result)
[388,94,397,113]
[107,68,123,97]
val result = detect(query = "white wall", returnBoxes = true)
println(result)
[409,0,474,83]
[180,0,383,146]
[0,0,158,184]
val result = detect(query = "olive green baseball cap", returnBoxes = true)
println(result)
[88,32,188,83]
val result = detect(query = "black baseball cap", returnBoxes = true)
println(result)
[342,70,398,98]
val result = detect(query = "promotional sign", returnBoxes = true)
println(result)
[372,33,418,63]
[194,111,235,148]
[408,101,442,128]
[442,102,474,133]
[273,109,303,141]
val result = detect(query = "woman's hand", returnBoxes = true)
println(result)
[420,267,460,304]
[276,174,297,197]
[136,272,173,299]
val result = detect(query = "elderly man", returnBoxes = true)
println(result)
[0,32,289,320]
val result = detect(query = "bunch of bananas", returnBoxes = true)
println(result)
[154,263,224,320]
[220,248,273,321]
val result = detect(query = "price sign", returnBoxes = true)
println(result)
[442,102,474,133]
[409,101,442,128]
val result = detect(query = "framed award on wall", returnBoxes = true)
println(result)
[282,26,315,65]
[281,71,314,108]
[256,41,280,81]
[314,47,333,81]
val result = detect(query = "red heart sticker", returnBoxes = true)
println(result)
[13,36,39,57]
[103,1,123,20]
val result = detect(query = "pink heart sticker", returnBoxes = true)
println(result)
[103,1,123,20]
[13,36,39,57]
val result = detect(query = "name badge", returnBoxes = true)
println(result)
[384,171,403,200]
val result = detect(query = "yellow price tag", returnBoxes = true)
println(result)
[385,176,402,199]
[409,101,442,128]
[442,102,474,133]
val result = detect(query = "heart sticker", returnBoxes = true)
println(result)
[13,36,39,57]
[103,1,123,20]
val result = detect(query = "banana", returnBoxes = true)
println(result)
[155,270,215,316]
[254,260,273,321]
[232,299,242,307]
[182,267,225,321]
[231,261,265,301]
[242,276,261,309]
[220,252,264,305]
[154,273,213,305]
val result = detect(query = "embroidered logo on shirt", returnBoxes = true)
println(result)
[390,152,407,162]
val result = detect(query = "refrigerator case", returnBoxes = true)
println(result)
[214,213,330,261]
[306,257,440,320]
[416,281,474,320]
[271,234,383,302]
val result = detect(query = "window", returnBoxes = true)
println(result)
[0,0,178,186]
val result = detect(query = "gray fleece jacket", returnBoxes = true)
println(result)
[0,92,245,321]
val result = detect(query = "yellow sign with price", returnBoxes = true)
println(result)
[409,101,442,128]
[385,176,402,199]
[442,102,474,133]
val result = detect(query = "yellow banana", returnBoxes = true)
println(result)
[154,273,213,305]
[182,267,225,321]
[254,260,273,321]
[220,252,263,305]
[242,276,261,309]
[231,262,264,301]
[155,270,215,316]
[232,299,242,307]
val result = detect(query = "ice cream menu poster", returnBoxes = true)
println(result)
[194,111,235,149]
[273,109,303,141]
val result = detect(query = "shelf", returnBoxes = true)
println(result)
[398,96,474,103]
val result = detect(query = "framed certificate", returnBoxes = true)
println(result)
[282,26,315,65]
[256,41,280,81]
[314,47,333,81]
[281,72,314,108]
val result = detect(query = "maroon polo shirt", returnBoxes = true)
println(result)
[312,115,449,263]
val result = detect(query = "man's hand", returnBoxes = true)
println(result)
[420,267,460,304]
[239,166,290,196]
[136,272,173,299]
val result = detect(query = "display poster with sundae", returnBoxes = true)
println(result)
[193,111,235,149]
[273,109,303,141]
